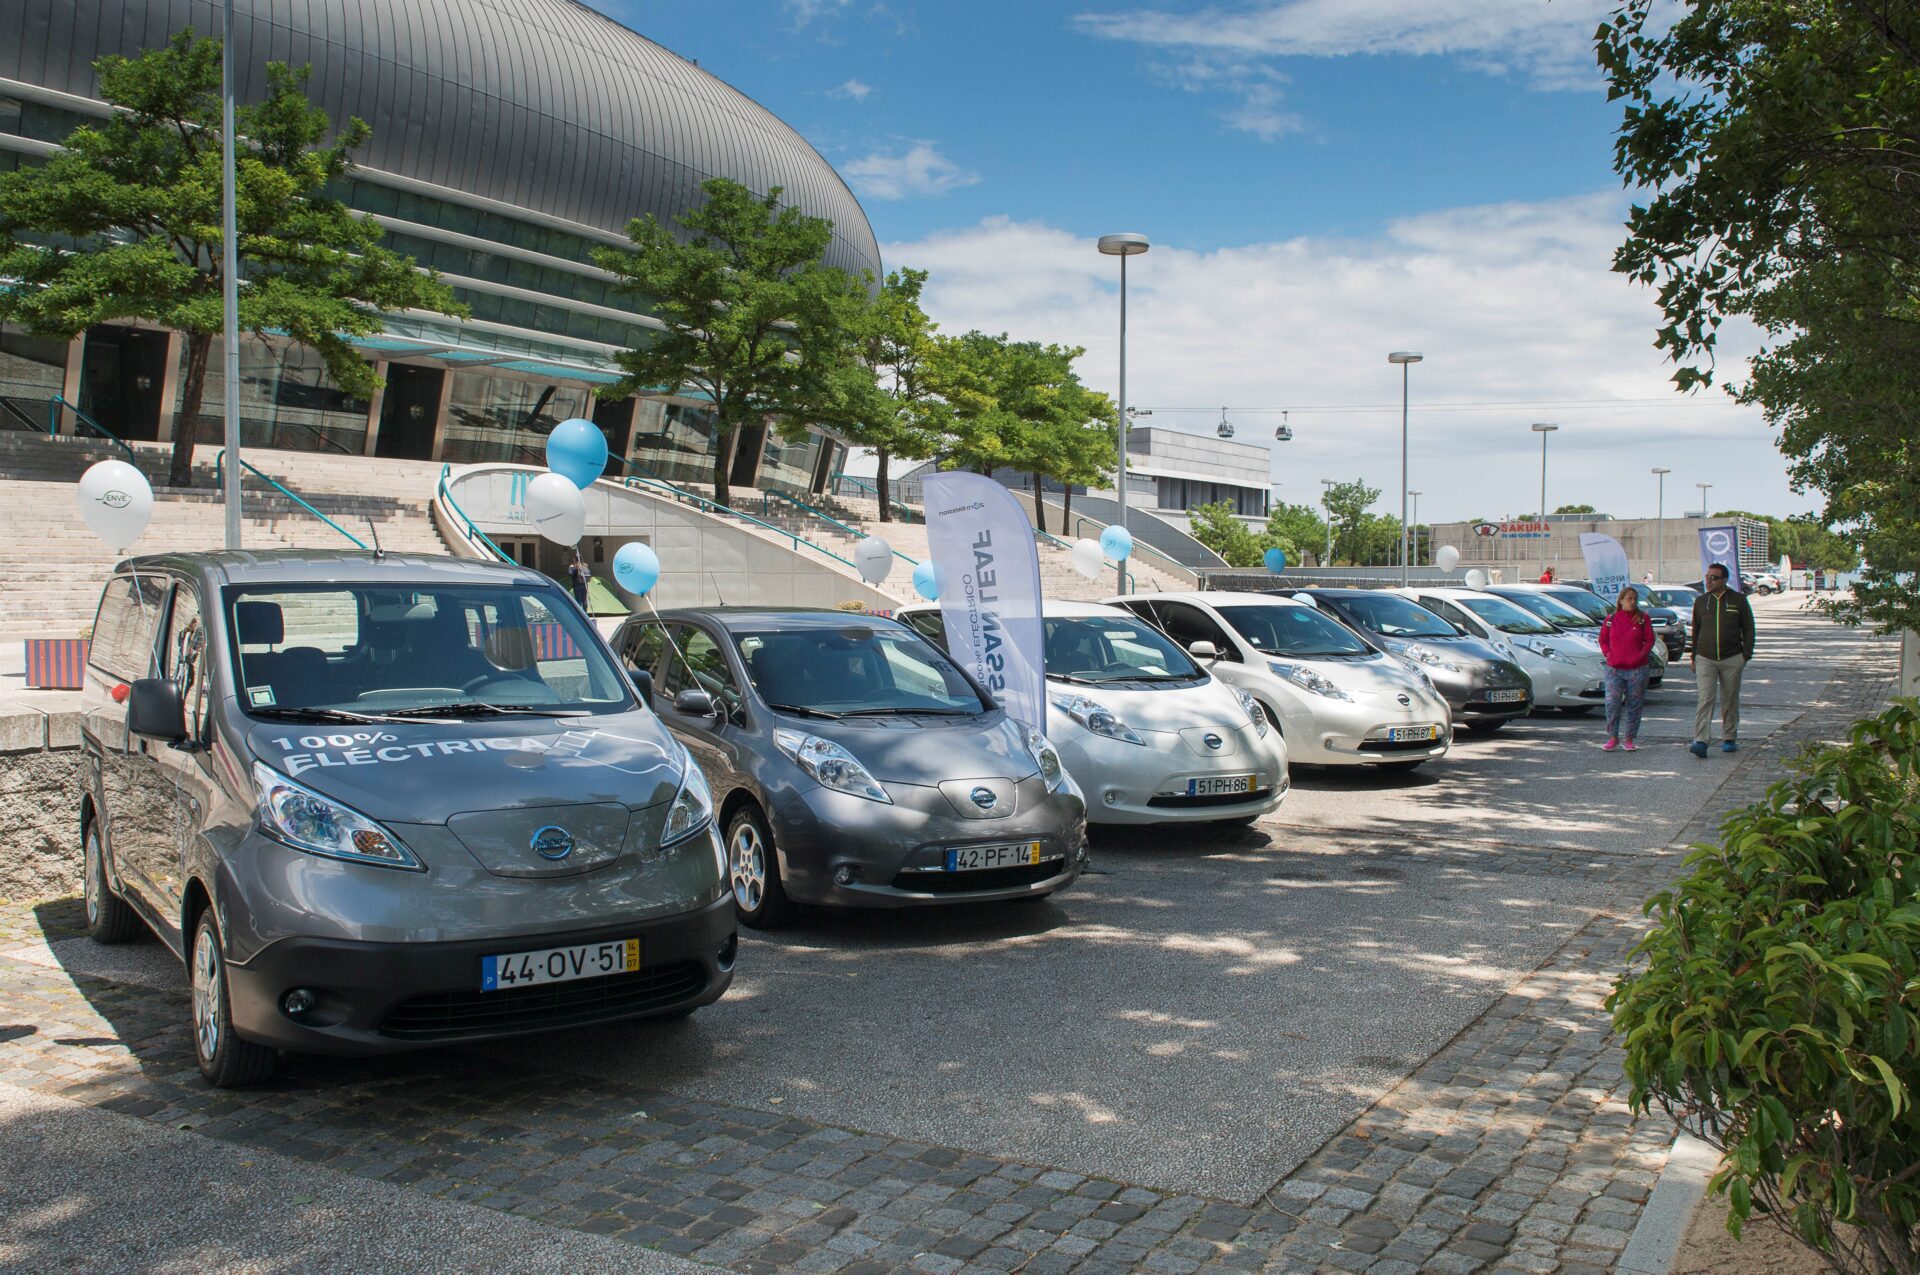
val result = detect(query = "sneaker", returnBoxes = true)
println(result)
[1622,740,1637,751]
[1602,738,1618,751]
[1689,741,1709,758]
[1722,740,1739,754]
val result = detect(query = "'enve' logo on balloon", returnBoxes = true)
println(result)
[99,490,130,509]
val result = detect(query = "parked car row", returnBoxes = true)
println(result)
[75,552,1672,1088]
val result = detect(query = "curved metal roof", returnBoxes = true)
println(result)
[1,0,881,278]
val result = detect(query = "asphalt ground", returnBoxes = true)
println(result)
[5,594,1841,1211]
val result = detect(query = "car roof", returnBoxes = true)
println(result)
[644,607,907,632]
[1392,586,1500,601]
[1115,590,1310,608]
[119,549,550,589]
[896,600,1130,619]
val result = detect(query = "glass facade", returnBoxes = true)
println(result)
[179,335,371,453]
[441,370,591,464]
[0,324,68,426]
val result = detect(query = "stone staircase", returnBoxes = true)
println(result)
[0,433,448,634]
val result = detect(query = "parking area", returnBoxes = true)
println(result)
[0,594,1893,1272]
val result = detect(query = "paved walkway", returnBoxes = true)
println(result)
[0,600,1896,1273]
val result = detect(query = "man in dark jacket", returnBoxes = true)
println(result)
[1689,563,1756,757]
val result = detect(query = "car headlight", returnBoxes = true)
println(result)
[1401,643,1463,673]
[1050,693,1144,745]
[1524,640,1575,664]
[1268,662,1352,702]
[774,728,891,803]
[1233,687,1271,736]
[1024,726,1068,792]
[663,746,715,844]
[252,761,421,871]
[1397,656,1438,689]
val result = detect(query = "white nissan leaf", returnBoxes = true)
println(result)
[898,601,1289,826]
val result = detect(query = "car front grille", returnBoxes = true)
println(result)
[1359,737,1442,753]
[377,961,709,1041]
[891,862,1065,893]
[1146,788,1275,810]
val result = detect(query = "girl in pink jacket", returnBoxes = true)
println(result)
[1598,586,1656,750]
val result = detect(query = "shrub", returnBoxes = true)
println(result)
[1608,699,1920,1273]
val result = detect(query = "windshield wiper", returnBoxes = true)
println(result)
[250,706,413,725]
[764,702,842,720]
[381,702,587,719]
[837,706,978,717]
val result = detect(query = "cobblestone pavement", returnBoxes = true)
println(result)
[0,615,1897,1273]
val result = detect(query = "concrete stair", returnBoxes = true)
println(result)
[0,433,449,634]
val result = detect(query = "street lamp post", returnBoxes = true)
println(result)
[1697,481,1713,519]
[1098,233,1149,594]
[1652,467,1671,584]
[1320,478,1335,567]
[1407,490,1421,568]
[220,0,243,548]
[1530,422,1559,576]
[1388,352,1422,585]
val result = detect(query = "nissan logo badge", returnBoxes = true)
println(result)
[1203,733,1224,750]
[969,786,997,810]
[530,825,575,860]
[1397,693,1411,707]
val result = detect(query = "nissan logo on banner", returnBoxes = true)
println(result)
[1697,525,1745,592]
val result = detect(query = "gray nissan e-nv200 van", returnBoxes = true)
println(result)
[79,551,735,1086]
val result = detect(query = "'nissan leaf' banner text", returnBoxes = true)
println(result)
[922,471,1048,733]
[1578,533,1632,602]
[1697,524,1745,592]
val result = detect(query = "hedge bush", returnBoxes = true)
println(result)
[1609,699,1920,1274]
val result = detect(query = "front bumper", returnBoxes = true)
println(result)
[1299,699,1451,764]
[224,892,738,1054]
[766,778,1088,907]
[1427,667,1532,721]
[1061,726,1289,824]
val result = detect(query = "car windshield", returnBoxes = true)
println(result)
[1499,590,1598,628]
[734,626,990,716]
[1043,615,1201,682]
[1215,604,1371,656]
[1331,593,1458,639]
[1458,595,1559,636]
[1547,588,1612,623]
[225,582,632,718]
[1650,587,1699,609]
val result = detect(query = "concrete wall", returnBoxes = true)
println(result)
[444,465,898,611]
[1428,517,1748,583]
[0,708,81,901]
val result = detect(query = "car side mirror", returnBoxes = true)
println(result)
[127,678,187,742]
[628,667,654,704]
[673,688,721,720]
[1187,641,1219,661]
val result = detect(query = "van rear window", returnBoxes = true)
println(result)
[88,574,167,680]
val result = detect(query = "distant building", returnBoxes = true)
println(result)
[1432,514,1770,584]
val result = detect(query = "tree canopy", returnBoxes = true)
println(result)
[0,31,462,487]
[1598,0,1920,628]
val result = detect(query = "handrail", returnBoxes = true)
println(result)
[436,464,512,561]
[761,489,920,565]
[48,394,139,464]
[1069,513,1194,576]
[621,475,863,573]
[829,471,918,522]
[0,396,41,432]
[214,448,367,548]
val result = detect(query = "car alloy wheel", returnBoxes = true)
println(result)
[729,821,767,913]
[192,929,222,1064]
[82,821,140,945]
[189,911,276,1087]
[83,829,101,927]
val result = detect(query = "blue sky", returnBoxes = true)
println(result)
[613,2,1797,525]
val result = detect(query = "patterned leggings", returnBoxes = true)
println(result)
[1603,664,1650,741]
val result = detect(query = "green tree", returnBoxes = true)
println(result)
[1322,479,1382,565]
[810,267,940,522]
[1187,500,1266,567]
[595,177,860,507]
[1597,0,1918,629]
[1265,502,1326,566]
[0,31,462,488]
[1553,503,1597,515]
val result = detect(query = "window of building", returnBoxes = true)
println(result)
[0,323,69,419]
[441,370,592,464]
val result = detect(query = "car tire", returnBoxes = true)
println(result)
[726,806,794,930]
[1464,719,1506,735]
[1377,760,1424,773]
[83,819,143,945]
[189,910,277,1088]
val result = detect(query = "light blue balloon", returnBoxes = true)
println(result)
[911,560,939,601]
[546,417,608,489]
[1263,546,1287,573]
[1098,524,1134,561]
[612,541,660,597]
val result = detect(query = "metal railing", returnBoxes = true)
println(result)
[436,464,511,561]
[760,489,920,565]
[48,394,139,464]
[0,395,42,433]
[213,449,367,548]
[620,474,864,573]
[1069,513,1194,579]
[828,471,919,522]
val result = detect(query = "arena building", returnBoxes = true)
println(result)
[0,0,880,495]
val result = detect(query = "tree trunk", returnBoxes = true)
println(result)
[711,428,732,509]
[876,448,892,523]
[1063,485,1074,532]
[1032,474,1047,534]
[172,330,214,489]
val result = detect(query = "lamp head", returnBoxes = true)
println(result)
[1531,422,1559,434]
[1387,351,1423,365]
[1652,467,1671,475]
[1097,233,1150,256]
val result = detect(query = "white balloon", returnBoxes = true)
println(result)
[1464,568,1489,591]
[76,459,153,551]
[525,471,586,546]
[1436,544,1461,572]
[854,535,894,585]
[1070,538,1105,580]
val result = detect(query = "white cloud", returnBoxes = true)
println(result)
[827,78,875,101]
[784,0,852,27]
[1151,53,1303,141]
[844,142,982,201]
[881,196,1802,520]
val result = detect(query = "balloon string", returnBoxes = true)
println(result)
[643,595,701,702]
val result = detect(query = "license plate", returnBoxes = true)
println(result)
[1187,774,1256,797]
[481,938,638,991]
[944,841,1043,872]
[1486,689,1527,703]
[1388,725,1440,742]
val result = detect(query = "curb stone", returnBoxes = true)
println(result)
[1616,1134,1716,1274]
